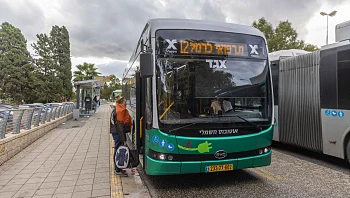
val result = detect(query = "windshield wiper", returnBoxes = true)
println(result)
[190,115,262,131]
[168,123,198,134]
[220,115,262,131]
[166,116,262,133]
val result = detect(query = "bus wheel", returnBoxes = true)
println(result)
[346,139,350,165]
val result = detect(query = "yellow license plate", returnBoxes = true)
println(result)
[206,164,233,172]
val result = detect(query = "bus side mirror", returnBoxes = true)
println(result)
[140,52,153,78]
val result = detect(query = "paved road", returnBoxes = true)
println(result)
[140,145,350,198]
[0,105,110,198]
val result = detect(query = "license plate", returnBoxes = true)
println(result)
[206,164,233,172]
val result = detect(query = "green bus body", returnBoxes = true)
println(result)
[123,19,274,176]
[127,107,273,175]
[144,127,273,175]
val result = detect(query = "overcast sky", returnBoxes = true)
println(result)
[1,0,349,79]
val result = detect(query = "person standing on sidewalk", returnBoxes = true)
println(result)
[112,94,133,177]
[93,95,98,112]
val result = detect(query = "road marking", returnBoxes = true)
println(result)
[256,168,286,180]
[109,108,124,198]
[248,168,285,181]
[248,168,276,181]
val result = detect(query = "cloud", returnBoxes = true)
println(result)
[219,0,347,40]
[56,0,228,60]
[71,57,127,79]
[0,0,45,41]
[1,0,348,62]
[59,0,347,60]
[95,61,127,79]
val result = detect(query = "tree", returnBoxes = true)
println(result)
[108,74,121,89]
[32,25,73,103]
[0,22,36,104]
[252,18,274,42]
[100,83,112,100]
[100,74,122,100]
[50,26,72,101]
[252,18,319,52]
[32,33,63,103]
[73,62,101,81]
[303,44,319,52]
[0,22,73,104]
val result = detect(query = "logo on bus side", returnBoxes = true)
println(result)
[325,109,345,118]
[206,59,227,69]
[165,39,177,52]
[178,141,212,153]
[249,44,259,55]
[325,109,331,116]
[214,150,227,159]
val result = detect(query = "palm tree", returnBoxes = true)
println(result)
[73,62,101,81]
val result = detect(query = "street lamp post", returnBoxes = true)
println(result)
[320,10,337,45]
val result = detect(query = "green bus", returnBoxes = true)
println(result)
[122,18,274,175]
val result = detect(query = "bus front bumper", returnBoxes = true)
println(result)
[145,150,272,175]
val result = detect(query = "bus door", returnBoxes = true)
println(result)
[135,71,146,155]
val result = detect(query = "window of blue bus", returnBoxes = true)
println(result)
[155,29,272,133]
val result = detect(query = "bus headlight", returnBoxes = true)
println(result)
[148,149,178,161]
[264,148,270,153]
[159,154,166,160]
[258,147,271,155]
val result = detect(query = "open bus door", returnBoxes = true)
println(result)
[137,51,153,169]
[135,71,146,168]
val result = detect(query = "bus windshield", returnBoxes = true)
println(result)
[155,30,272,127]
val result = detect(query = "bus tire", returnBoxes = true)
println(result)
[346,139,350,165]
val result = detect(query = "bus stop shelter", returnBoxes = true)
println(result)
[73,79,104,118]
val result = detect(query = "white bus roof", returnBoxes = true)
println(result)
[321,38,350,50]
[335,20,350,42]
[268,49,310,61]
[148,18,266,39]
[336,20,350,29]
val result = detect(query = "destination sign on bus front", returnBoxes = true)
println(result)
[163,38,249,56]
[178,40,248,56]
[156,30,267,58]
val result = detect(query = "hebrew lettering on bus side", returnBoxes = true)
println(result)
[215,44,224,54]
[238,46,244,55]
[225,45,232,54]
[190,42,196,53]
[232,45,237,55]
[196,43,202,53]
[201,43,212,54]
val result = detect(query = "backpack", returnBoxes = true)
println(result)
[115,144,140,169]
[115,145,130,169]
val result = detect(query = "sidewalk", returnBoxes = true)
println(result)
[0,105,111,198]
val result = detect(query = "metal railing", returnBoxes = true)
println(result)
[0,102,75,139]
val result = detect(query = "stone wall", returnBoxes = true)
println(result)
[0,113,73,165]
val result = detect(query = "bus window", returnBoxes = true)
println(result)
[156,58,270,123]
[337,49,350,109]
